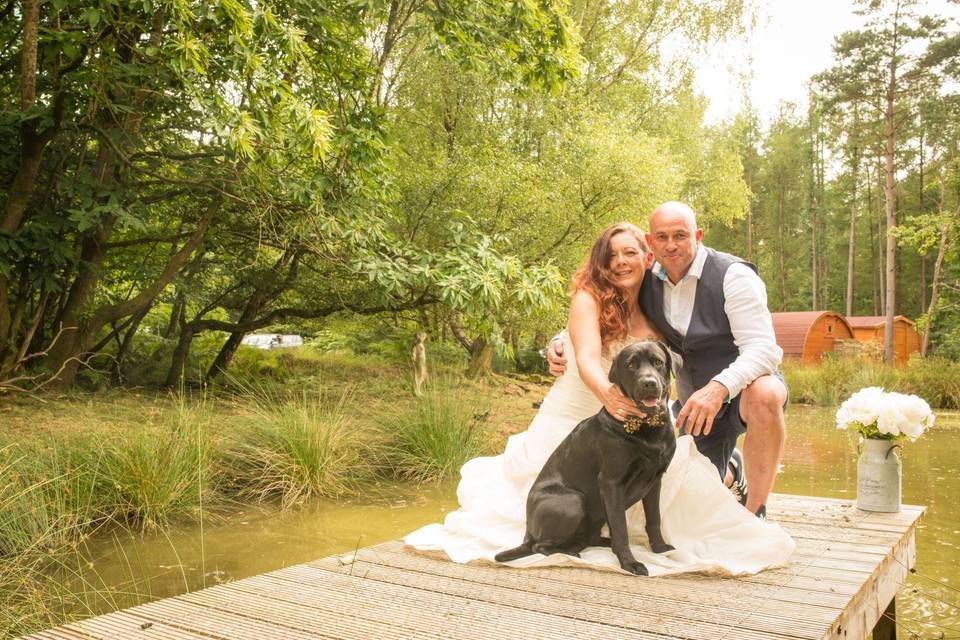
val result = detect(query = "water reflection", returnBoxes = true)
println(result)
[72,406,960,631]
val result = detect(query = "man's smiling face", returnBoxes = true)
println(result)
[646,204,703,283]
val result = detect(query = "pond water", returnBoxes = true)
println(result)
[70,405,960,633]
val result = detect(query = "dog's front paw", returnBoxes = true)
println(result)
[651,543,675,554]
[621,560,649,576]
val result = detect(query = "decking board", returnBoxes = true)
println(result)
[22,494,925,640]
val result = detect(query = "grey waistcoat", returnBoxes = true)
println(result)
[639,248,757,404]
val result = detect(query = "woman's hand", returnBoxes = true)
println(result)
[600,383,643,420]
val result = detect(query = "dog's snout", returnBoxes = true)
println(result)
[639,376,660,392]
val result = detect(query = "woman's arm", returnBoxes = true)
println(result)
[568,290,642,418]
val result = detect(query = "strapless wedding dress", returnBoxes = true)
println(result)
[404,335,795,576]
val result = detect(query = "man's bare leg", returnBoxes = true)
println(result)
[738,375,787,514]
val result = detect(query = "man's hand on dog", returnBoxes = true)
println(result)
[546,338,566,376]
[676,381,728,436]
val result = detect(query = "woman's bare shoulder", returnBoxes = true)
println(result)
[569,289,599,314]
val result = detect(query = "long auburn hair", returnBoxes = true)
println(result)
[570,222,649,347]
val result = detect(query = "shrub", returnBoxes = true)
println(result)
[0,438,109,556]
[384,385,492,482]
[223,387,376,508]
[781,356,960,409]
[100,397,215,529]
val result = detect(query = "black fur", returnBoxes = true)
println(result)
[494,340,676,575]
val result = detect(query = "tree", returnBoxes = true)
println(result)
[841,0,955,362]
[0,0,583,387]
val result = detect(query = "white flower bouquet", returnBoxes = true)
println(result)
[835,387,936,441]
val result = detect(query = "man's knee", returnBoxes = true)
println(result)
[740,375,787,426]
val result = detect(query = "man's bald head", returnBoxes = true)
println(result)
[645,201,703,283]
[650,201,697,233]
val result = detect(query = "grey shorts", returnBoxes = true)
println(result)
[672,370,788,479]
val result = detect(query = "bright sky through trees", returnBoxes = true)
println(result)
[695,0,960,125]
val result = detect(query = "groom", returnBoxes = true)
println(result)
[548,201,787,519]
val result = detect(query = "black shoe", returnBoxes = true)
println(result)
[755,504,767,520]
[728,448,748,506]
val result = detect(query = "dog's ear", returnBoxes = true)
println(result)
[608,355,621,387]
[656,341,677,377]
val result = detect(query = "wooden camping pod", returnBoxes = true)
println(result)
[846,315,922,365]
[771,311,855,364]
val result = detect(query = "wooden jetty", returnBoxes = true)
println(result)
[24,494,924,640]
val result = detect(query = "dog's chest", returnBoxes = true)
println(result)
[618,435,674,481]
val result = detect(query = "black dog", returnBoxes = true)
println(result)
[495,340,676,575]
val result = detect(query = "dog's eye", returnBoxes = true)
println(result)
[653,359,664,368]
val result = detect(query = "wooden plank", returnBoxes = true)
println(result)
[192,571,657,640]
[262,565,795,640]
[297,555,833,639]
[345,542,853,610]
[17,495,926,640]
[28,610,212,640]
[821,529,918,639]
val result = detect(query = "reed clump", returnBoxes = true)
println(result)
[384,384,493,482]
[781,356,960,409]
[100,397,216,530]
[222,386,378,508]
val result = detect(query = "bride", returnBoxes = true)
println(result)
[405,222,794,576]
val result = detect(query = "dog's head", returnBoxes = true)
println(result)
[608,341,672,415]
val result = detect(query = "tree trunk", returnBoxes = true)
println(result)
[919,256,927,316]
[883,51,898,365]
[449,318,493,378]
[866,165,878,315]
[467,337,493,378]
[877,161,886,316]
[165,323,195,388]
[921,222,949,357]
[206,249,297,380]
[777,187,786,310]
[510,329,522,371]
[811,206,818,309]
[111,304,151,383]
[0,0,45,355]
[846,147,859,317]
[44,196,220,385]
[206,332,246,381]
[164,290,185,338]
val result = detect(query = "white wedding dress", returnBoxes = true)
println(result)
[404,335,796,576]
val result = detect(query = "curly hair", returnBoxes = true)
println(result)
[569,222,649,347]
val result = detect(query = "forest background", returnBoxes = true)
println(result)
[2,0,959,391]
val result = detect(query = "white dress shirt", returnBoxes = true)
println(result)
[652,245,783,399]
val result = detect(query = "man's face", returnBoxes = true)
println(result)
[646,209,703,280]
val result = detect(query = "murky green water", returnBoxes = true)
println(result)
[70,406,960,633]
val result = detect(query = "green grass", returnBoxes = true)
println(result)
[0,443,109,637]
[223,386,378,508]
[384,384,493,482]
[100,396,215,530]
[782,356,960,409]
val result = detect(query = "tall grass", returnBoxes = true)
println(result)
[0,443,107,637]
[782,356,960,409]
[0,439,108,557]
[385,385,492,482]
[100,396,215,530]
[223,386,376,508]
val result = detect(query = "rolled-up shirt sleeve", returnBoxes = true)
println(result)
[712,263,783,398]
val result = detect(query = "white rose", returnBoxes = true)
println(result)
[892,393,932,441]
[875,401,903,437]
[901,419,924,440]
[836,387,885,430]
